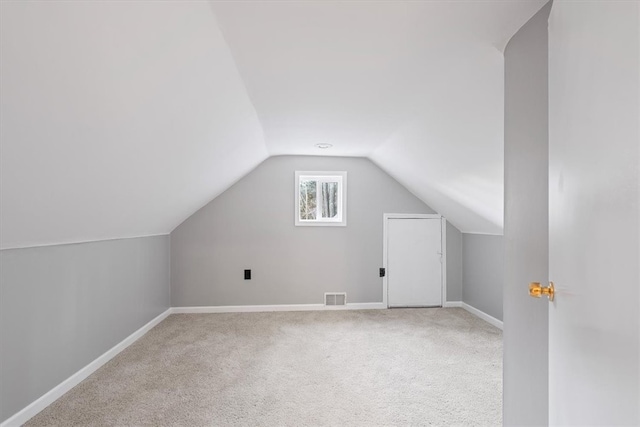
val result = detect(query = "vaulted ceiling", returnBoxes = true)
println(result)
[0,0,546,249]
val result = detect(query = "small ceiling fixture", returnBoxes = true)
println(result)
[315,143,333,149]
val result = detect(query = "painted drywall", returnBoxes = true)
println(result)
[172,155,464,306]
[503,2,551,425]
[462,234,504,321]
[548,1,639,424]
[0,1,268,249]
[446,222,463,302]
[0,235,171,423]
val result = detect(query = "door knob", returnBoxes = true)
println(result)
[529,281,555,301]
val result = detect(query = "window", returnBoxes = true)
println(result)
[295,171,347,226]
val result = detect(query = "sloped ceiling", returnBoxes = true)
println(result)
[210,0,547,234]
[0,1,269,249]
[0,0,546,249]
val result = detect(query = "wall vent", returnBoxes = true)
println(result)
[324,292,347,306]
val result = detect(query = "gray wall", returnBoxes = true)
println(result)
[503,1,551,425]
[446,222,463,302]
[462,234,504,321]
[172,155,462,306]
[0,235,171,423]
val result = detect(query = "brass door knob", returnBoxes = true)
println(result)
[529,281,555,301]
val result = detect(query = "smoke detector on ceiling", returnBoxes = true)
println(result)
[315,143,333,149]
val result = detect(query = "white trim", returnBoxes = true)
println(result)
[443,301,463,308]
[0,233,170,252]
[461,231,504,237]
[340,303,386,310]
[382,213,446,308]
[461,302,503,329]
[383,216,388,307]
[171,304,324,313]
[383,213,443,220]
[171,303,386,314]
[0,308,172,427]
[441,217,447,306]
[444,302,503,330]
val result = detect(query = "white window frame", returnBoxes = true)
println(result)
[295,171,347,226]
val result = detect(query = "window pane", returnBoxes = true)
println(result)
[299,180,317,220]
[321,181,338,218]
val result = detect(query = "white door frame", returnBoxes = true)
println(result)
[382,213,447,308]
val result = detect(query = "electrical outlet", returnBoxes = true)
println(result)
[379,268,386,278]
[244,269,251,280]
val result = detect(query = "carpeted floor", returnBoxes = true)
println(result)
[26,308,502,426]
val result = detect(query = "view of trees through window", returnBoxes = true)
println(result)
[299,180,317,220]
[321,182,338,218]
[299,179,338,220]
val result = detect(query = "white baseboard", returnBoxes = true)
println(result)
[1,308,172,427]
[461,303,503,330]
[344,303,386,310]
[171,302,387,314]
[443,301,463,308]
[444,301,503,330]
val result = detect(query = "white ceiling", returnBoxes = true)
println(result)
[0,0,546,249]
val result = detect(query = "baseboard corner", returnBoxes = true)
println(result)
[443,301,463,308]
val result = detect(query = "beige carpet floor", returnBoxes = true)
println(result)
[26,308,502,426]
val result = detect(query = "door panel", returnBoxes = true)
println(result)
[503,3,551,425]
[548,2,640,424]
[387,218,442,307]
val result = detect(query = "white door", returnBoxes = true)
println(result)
[548,1,639,424]
[386,217,442,308]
